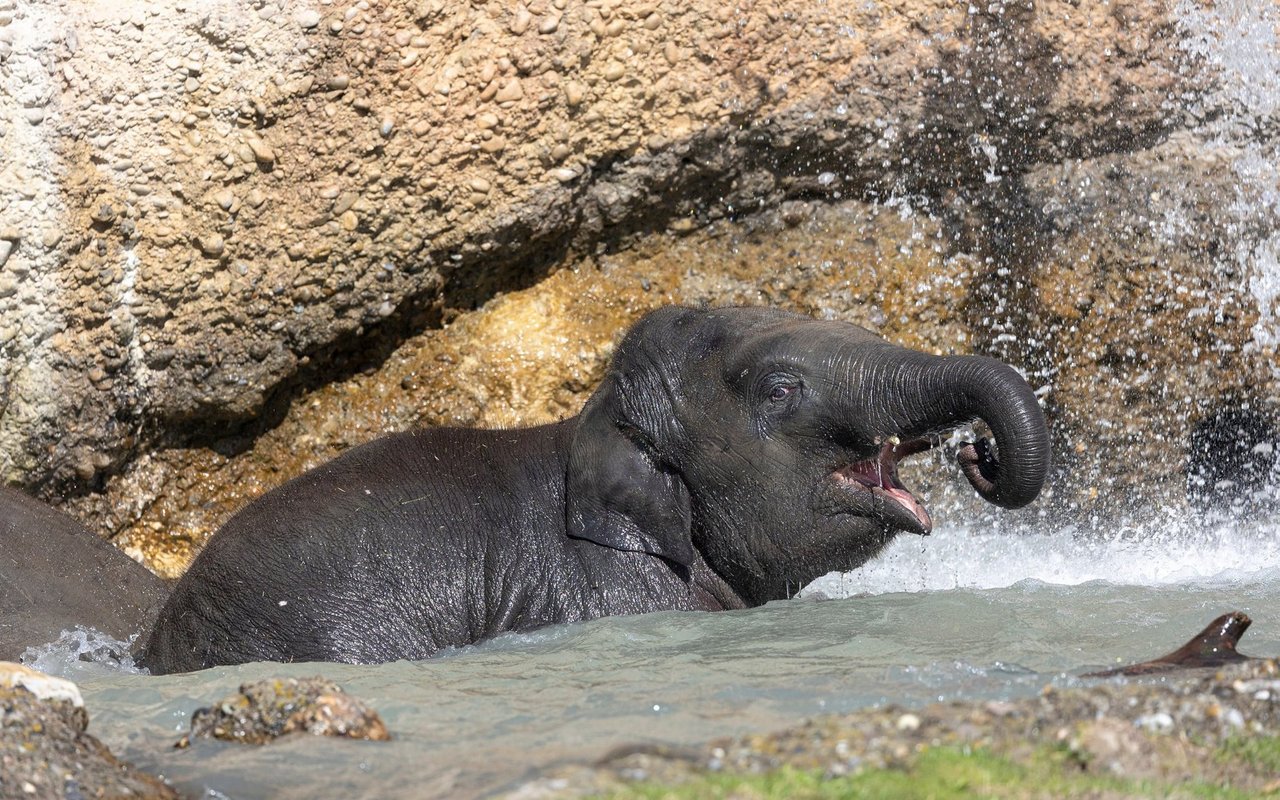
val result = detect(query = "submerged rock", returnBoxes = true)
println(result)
[1085,611,1255,677]
[0,662,177,799]
[175,676,390,747]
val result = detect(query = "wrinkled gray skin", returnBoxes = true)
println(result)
[142,306,1050,673]
[1,487,170,660]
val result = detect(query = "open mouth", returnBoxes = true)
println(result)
[831,438,935,535]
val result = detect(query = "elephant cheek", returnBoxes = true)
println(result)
[795,505,898,575]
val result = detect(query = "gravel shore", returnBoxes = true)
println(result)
[509,659,1280,798]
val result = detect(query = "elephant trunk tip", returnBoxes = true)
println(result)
[957,435,1047,509]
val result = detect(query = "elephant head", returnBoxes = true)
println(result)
[567,306,1050,605]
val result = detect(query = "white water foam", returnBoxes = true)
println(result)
[19,626,147,679]
[807,514,1280,596]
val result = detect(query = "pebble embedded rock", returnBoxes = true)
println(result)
[295,9,321,29]
[0,663,177,799]
[197,233,225,257]
[175,676,391,747]
[246,138,275,164]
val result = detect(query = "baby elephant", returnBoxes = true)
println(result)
[142,306,1050,673]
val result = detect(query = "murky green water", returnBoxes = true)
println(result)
[25,514,1280,799]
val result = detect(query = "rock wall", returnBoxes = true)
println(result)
[1,0,1276,573]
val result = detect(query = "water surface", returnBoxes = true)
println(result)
[27,514,1280,799]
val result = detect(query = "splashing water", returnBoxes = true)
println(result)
[807,515,1280,597]
[20,627,147,679]
[1177,0,1280,352]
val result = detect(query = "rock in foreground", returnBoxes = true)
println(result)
[0,662,177,799]
[176,676,390,747]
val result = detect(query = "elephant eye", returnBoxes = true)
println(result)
[761,375,802,408]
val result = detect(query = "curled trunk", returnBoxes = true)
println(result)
[859,348,1051,509]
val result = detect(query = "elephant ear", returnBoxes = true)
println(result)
[565,391,694,568]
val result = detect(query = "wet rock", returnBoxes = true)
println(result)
[1086,611,1257,677]
[0,663,177,799]
[175,676,391,747]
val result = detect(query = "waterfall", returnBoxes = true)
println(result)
[1178,1,1280,353]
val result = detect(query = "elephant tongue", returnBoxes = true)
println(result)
[842,440,932,531]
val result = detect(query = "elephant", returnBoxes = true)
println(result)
[1,486,170,660]
[141,305,1050,674]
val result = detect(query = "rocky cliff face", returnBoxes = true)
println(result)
[1,0,1275,574]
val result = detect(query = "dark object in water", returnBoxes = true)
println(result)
[0,486,170,660]
[1186,407,1278,513]
[141,306,1052,673]
[1085,611,1253,678]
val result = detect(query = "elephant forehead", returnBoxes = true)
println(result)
[721,319,884,373]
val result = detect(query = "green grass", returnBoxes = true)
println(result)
[1217,734,1280,774]
[599,744,1261,800]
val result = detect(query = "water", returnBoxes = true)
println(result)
[23,514,1280,799]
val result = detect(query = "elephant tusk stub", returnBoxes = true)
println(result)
[832,439,934,534]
